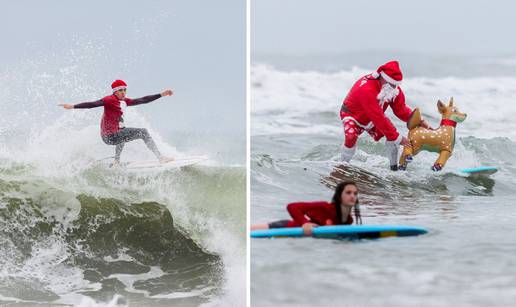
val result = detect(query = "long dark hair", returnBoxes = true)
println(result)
[331,181,362,225]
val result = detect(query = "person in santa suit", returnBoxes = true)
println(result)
[250,181,362,236]
[339,61,431,170]
[59,79,174,166]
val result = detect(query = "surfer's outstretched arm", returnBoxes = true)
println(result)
[73,100,105,109]
[59,100,104,109]
[127,94,162,106]
[127,90,173,106]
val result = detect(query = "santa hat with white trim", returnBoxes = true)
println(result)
[111,79,127,92]
[371,61,403,86]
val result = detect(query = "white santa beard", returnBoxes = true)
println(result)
[377,83,399,103]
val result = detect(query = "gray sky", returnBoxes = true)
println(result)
[1,0,245,138]
[252,0,516,55]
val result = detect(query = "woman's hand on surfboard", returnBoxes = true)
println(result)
[160,89,173,97]
[58,104,74,109]
[302,223,318,236]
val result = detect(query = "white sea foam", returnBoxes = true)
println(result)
[0,58,244,307]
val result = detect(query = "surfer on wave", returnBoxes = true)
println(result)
[251,181,362,235]
[339,61,432,170]
[59,79,174,167]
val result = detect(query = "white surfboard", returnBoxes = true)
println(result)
[120,156,208,170]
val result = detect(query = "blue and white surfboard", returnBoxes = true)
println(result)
[251,225,428,239]
[458,166,498,176]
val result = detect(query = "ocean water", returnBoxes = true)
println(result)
[251,54,516,307]
[0,43,245,307]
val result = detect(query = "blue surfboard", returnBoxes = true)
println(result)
[251,225,428,239]
[458,166,498,176]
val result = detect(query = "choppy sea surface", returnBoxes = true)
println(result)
[251,53,516,307]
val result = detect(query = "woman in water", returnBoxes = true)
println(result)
[251,181,362,235]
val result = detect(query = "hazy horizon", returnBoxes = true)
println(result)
[252,0,516,56]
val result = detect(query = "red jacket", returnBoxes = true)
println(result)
[74,94,162,136]
[100,95,134,136]
[286,201,353,226]
[340,74,412,141]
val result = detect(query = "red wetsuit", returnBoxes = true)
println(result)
[276,201,353,228]
[340,74,412,147]
[74,93,162,136]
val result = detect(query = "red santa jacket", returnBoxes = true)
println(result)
[286,201,353,226]
[99,95,131,136]
[340,74,412,142]
[74,94,162,136]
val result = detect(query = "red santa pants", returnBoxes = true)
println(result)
[343,118,384,148]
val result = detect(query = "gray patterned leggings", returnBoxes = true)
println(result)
[102,127,161,162]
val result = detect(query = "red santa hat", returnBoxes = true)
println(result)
[371,61,403,86]
[111,79,127,92]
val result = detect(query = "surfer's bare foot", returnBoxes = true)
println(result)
[159,156,175,164]
[110,160,120,168]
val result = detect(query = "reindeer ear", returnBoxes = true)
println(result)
[437,100,445,113]
[449,97,454,107]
